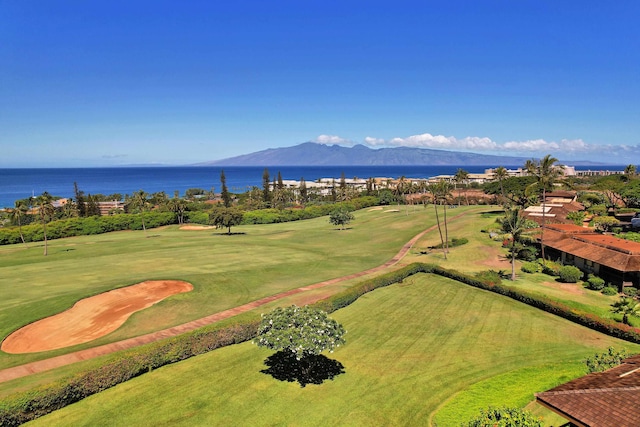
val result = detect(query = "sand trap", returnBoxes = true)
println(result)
[368,207,384,211]
[180,225,214,230]
[1,280,193,354]
[385,209,400,213]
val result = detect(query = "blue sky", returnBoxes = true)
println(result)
[2,1,639,167]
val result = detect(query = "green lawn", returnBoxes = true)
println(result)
[0,206,488,370]
[25,274,640,427]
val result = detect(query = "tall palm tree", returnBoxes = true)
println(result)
[35,192,55,255]
[500,207,535,280]
[9,200,29,246]
[611,297,640,325]
[492,166,508,207]
[130,190,150,233]
[526,155,563,263]
[429,179,452,259]
[454,168,470,206]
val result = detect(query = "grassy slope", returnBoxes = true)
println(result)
[0,205,462,370]
[26,274,640,427]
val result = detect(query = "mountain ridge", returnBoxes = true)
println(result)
[196,142,609,167]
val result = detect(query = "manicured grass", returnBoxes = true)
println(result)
[0,206,487,371]
[26,274,640,426]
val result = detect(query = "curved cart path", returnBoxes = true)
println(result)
[0,212,466,383]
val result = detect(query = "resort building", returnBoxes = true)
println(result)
[536,354,640,426]
[542,223,640,289]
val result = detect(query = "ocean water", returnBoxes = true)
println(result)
[0,165,498,208]
[0,164,622,209]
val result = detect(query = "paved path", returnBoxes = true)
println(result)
[0,212,466,384]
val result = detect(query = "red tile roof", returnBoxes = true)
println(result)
[542,226,640,272]
[536,355,640,426]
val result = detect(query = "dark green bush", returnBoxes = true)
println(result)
[586,274,606,291]
[521,261,541,274]
[623,287,638,298]
[558,265,583,283]
[602,286,618,296]
[430,237,468,249]
[540,259,561,276]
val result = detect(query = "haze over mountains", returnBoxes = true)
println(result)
[197,142,607,167]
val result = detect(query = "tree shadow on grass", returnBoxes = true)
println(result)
[261,351,345,387]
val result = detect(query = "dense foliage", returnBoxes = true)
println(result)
[558,265,583,283]
[462,406,542,427]
[255,305,346,360]
[584,347,628,373]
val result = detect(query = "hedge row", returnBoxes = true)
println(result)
[0,321,260,426]
[428,265,640,344]
[0,212,178,245]
[3,262,639,425]
[241,197,379,225]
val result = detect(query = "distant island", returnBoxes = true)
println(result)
[196,142,609,167]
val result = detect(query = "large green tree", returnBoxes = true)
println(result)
[255,305,346,361]
[329,207,354,230]
[209,206,244,234]
[129,190,150,233]
[220,170,231,208]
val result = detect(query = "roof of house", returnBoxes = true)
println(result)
[542,225,640,272]
[536,355,640,427]
[522,195,584,225]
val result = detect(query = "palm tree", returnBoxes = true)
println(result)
[35,192,55,255]
[624,164,637,177]
[611,297,640,325]
[526,155,563,263]
[130,190,150,233]
[454,168,470,206]
[500,207,535,280]
[492,166,509,207]
[9,200,29,246]
[429,179,453,259]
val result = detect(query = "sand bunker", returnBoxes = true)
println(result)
[2,280,193,354]
[179,225,215,230]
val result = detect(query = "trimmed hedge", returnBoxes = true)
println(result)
[0,321,259,426]
[0,212,178,246]
[3,262,640,425]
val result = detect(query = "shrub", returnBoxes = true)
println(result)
[463,406,542,427]
[540,259,561,276]
[623,287,639,298]
[517,245,538,261]
[473,270,503,286]
[430,237,468,249]
[584,347,628,373]
[558,265,583,283]
[586,274,606,291]
[521,262,541,274]
[602,286,618,296]
[592,216,621,232]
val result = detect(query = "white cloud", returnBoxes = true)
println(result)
[313,134,354,145]
[364,136,385,146]
[503,139,560,151]
[311,131,640,162]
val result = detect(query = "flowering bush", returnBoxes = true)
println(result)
[255,305,346,360]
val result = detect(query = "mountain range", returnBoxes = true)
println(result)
[196,142,606,167]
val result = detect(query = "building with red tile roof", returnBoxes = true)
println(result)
[542,224,640,289]
[536,354,640,426]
